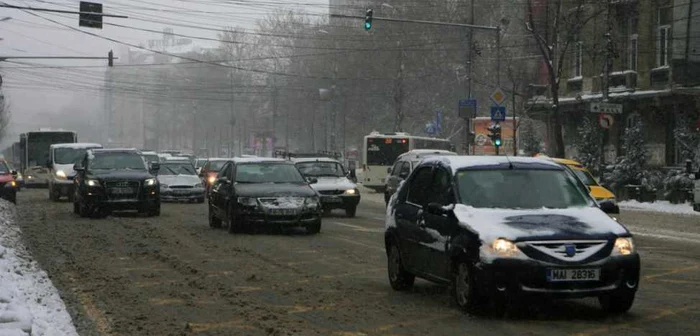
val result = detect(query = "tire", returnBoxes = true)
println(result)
[345,206,357,218]
[77,200,89,218]
[208,204,221,228]
[9,195,16,204]
[323,208,332,216]
[599,289,636,314]
[306,220,321,234]
[49,187,60,202]
[452,260,485,313]
[227,208,240,234]
[694,203,700,212]
[387,242,414,291]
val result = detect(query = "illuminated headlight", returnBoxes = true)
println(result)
[305,196,321,208]
[194,183,203,188]
[207,176,217,184]
[144,178,157,186]
[8,181,17,188]
[613,237,635,256]
[344,188,358,195]
[491,238,519,257]
[597,198,617,205]
[237,197,257,207]
[55,170,67,179]
[86,179,100,187]
[26,175,34,180]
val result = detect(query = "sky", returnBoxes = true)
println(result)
[0,0,330,147]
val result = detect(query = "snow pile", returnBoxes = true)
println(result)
[620,200,700,216]
[0,200,79,336]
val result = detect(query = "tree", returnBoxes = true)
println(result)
[604,119,648,190]
[524,0,605,157]
[574,116,603,176]
[0,92,9,141]
[519,118,542,156]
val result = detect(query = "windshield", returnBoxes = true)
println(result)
[206,161,227,172]
[159,163,196,176]
[296,161,346,177]
[235,163,306,183]
[0,162,9,174]
[54,148,93,165]
[89,153,147,171]
[457,169,591,209]
[572,168,598,186]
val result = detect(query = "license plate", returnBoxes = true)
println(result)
[547,268,600,282]
[109,187,134,195]
[322,196,342,203]
[173,189,190,195]
[269,209,299,216]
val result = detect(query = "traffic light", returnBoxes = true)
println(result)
[364,8,373,31]
[488,122,502,155]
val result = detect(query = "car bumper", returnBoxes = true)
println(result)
[82,188,159,210]
[475,254,640,299]
[319,194,360,209]
[160,188,205,201]
[0,186,17,201]
[51,179,75,194]
[235,209,322,227]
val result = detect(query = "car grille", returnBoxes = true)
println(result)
[525,240,608,263]
[170,185,193,189]
[318,190,345,195]
[105,181,140,200]
[259,197,305,208]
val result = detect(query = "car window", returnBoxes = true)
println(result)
[431,168,453,206]
[296,161,346,177]
[0,161,9,174]
[407,166,434,206]
[399,162,411,177]
[219,163,232,180]
[89,153,146,170]
[572,168,598,186]
[390,161,402,176]
[159,163,196,176]
[235,163,306,183]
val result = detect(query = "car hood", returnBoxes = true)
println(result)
[235,183,316,198]
[452,204,629,243]
[89,170,153,181]
[310,177,356,191]
[158,175,201,186]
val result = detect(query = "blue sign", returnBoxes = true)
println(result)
[425,122,438,135]
[490,106,506,121]
[459,99,477,118]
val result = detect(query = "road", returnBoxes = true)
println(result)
[13,189,700,336]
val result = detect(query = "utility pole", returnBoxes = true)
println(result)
[229,65,235,156]
[465,0,474,155]
[685,0,694,85]
[602,0,613,102]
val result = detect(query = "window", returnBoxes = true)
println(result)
[219,163,232,180]
[399,162,411,178]
[390,161,402,176]
[573,41,582,77]
[296,161,346,178]
[235,163,305,184]
[431,168,453,206]
[657,7,671,67]
[629,35,638,71]
[407,167,434,206]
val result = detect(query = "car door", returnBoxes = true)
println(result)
[211,162,232,218]
[420,166,455,280]
[393,165,434,275]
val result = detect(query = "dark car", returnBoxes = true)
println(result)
[0,159,19,203]
[199,158,230,193]
[384,156,639,316]
[208,158,322,234]
[73,148,160,218]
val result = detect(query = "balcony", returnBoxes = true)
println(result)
[650,66,670,89]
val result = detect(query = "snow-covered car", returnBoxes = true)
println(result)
[157,160,205,203]
[48,143,103,201]
[385,155,639,315]
[292,157,360,217]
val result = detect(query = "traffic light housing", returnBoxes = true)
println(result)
[488,122,502,154]
[108,50,113,67]
[364,9,373,31]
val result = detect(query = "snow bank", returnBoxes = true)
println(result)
[0,200,79,336]
[619,200,700,216]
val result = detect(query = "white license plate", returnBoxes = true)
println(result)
[547,268,600,282]
[110,187,134,195]
[323,196,342,203]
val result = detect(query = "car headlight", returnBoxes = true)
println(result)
[144,178,157,186]
[86,179,100,187]
[305,196,320,208]
[344,188,358,195]
[207,176,217,184]
[55,170,67,179]
[9,181,17,188]
[492,238,519,257]
[194,183,203,188]
[597,198,617,205]
[237,197,257,207]
[26,175,34,180]
[613,237,634,256]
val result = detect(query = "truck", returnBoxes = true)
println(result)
[19,129,77,187]
[48,142,103,201]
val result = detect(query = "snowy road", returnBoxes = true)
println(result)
[9,190,700,336]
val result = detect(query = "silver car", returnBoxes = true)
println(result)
[293,157,360,217]
[157,160,205,203]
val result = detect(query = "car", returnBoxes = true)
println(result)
[292,157,360,217]
[141,151,160,165]
[384,149,457,204]
[384,155,639,316]
[194,158,207,175]
[73,148,160,218]
[48,143,103,202]
[157,160,205,203]
[199,158,231,193]
[208,157,322,234]
[0,159,19,203]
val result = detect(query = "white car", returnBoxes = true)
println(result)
[292,157,360,217]
[157,160,205,203]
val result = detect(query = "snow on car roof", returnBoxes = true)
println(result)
[291,157,340,164]
[232,157,288,164]
[205,157,233,162]
[421,155,562,171]
[50,143,102,149]
[89,148,140,154]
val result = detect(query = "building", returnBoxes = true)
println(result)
[529,0,700,167]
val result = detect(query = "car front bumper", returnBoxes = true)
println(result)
[50,179,75,195]
[0,184,17,201]
[160,188,205,201]
[318,194,360,209]
[475,254,640,299]
[235,208,322,227]
[82,187,159,211]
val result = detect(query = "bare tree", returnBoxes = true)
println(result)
[0,92,10,141]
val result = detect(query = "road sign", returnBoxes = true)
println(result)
[590,102,622,114]
[599,113,614,129]
[79,1,103,29]
[459,99,477,118]
[490,88,507,106]
[425,122,438,135]
[475,134,487,146]
[490,106,506,121]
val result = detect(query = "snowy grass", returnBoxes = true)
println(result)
[619,200,700,216]
[0,200,79,336]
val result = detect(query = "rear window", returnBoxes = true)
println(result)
[572,168,598,186]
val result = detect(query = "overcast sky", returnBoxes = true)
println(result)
[0,0,329,146]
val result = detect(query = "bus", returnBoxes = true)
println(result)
[361,132,453,192]
[19,129,77,187]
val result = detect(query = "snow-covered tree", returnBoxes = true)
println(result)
[574,117,603,176]
[604,119,648,190]
[674,114,700,167]
[519,119,542,156]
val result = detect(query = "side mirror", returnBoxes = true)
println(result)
[426,202,447,216]
[150,162,160,173]
[73,163,84,172]
[11,170,17,178]
[598,200,619,215]
[586,185,592,193]
[307,177,318,184]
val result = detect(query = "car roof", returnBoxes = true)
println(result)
[232,157,288,164]
[50,143,102,149]
[398,149,457,160]
[291,157,340,164]
[534,154,585,168]
[141,151,158,155]
[205,157,233,162]
[164,156,191,161]
[89,148,140,154]
[421,155,562,171]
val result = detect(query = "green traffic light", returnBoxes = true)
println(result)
[494,138,502,147]
[364,21,372,30]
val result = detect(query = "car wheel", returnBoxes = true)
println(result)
[599,289,635,314]
[49,187,60,202]
[387,242,414,291]
[452,260,484,313]
[208,204,221,229]
[227,208,240,234]
[197,197,205,204]
[323,208,332,216]
[78,200,89,218]
[345,206,357,218]
[306,220,321,234]
[694,203,700,212]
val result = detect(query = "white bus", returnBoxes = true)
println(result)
[361,132,453,192]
